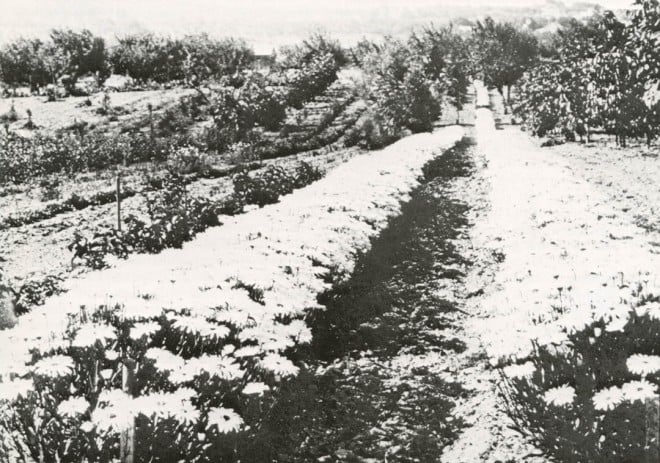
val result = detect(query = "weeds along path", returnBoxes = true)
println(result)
[441,86,660,462]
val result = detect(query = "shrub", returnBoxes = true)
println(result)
[68,228,131,269]
[500,285,660,462]
[13,275,64,316]
[69,170,221,268]
[285,53,339,109]
[292,162,323,188]
[0,101,19,123]
[167,145,210,175]
[232,162,323,208]
[232,165,294,207]
[39,177,62,202]
[207,75,287,151]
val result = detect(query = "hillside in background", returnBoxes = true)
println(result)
[0,0,626,53]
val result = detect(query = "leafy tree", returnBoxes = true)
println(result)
[515,9,660,146]
[410,25,472,123]
[472,17,539,105]
[628,0,660,83]
[110,33,183,83]
[359,37,443,137]
[50,29,109,87]
[111,33,253,85]
[278,33,347,69]
[0,38,50,90]
[181,34,254,84]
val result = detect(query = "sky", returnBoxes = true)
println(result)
[0,0,636,53]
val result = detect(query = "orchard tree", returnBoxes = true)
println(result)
[628,0,660,83]
[278,33,347,69]
[181,34,254,84]
[472,17,539,106]
[0,38,50,90]
[591,11,652,146]
[410,25,472,123]
[110,33,182,83]
[359,37,443,136]
[50,29,109,88]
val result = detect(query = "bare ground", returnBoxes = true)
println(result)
[0,89,194,135]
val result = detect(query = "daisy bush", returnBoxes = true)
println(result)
[0,127,463,461]
[501,282,660,462]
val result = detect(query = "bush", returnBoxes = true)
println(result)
[232,162,323,208]
[285,53,339,109]
[13,275,64,315]
[69,170,221,268]
[39,177,62,202]
[167,145,210,175]
[232,165,294,207]
[206,74,287,151]
[500,285,660,462]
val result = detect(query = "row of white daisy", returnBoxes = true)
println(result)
[0,126,465,436]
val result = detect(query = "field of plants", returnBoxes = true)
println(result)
[2,0,660,461]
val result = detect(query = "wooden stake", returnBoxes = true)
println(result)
[120,359,136,463]
[116,174,122,232]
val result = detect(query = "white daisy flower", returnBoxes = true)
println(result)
[635,302,660,321]
[221,344,236,356]
[145,348,185,373]
[134,389,199,425]
[79,421,95,433]
[33,355,74,378]
[259,353,299,377]
[169,355,244,384]
[92,389,135,433]
[91,404,135,434]
[171,316,230,340]
[604,316,628,333]
[234,345,261,358]
[621,380,658,403]
[593,385,624,411]
[626,354,660,377]
[242,382,270,396]
[543,384,576,407]
[71,324,116,348]
[284,320,313,344]
[206,407,243,433]
[129,321,161,341]
[57,396,90,418]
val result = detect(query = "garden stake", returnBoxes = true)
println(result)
[120,358,136,463]
[116,174,122,232]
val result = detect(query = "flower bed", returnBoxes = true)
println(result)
[500,281,660,462]
[0,126,463,461]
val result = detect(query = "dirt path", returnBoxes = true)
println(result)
[440,84,660,462]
